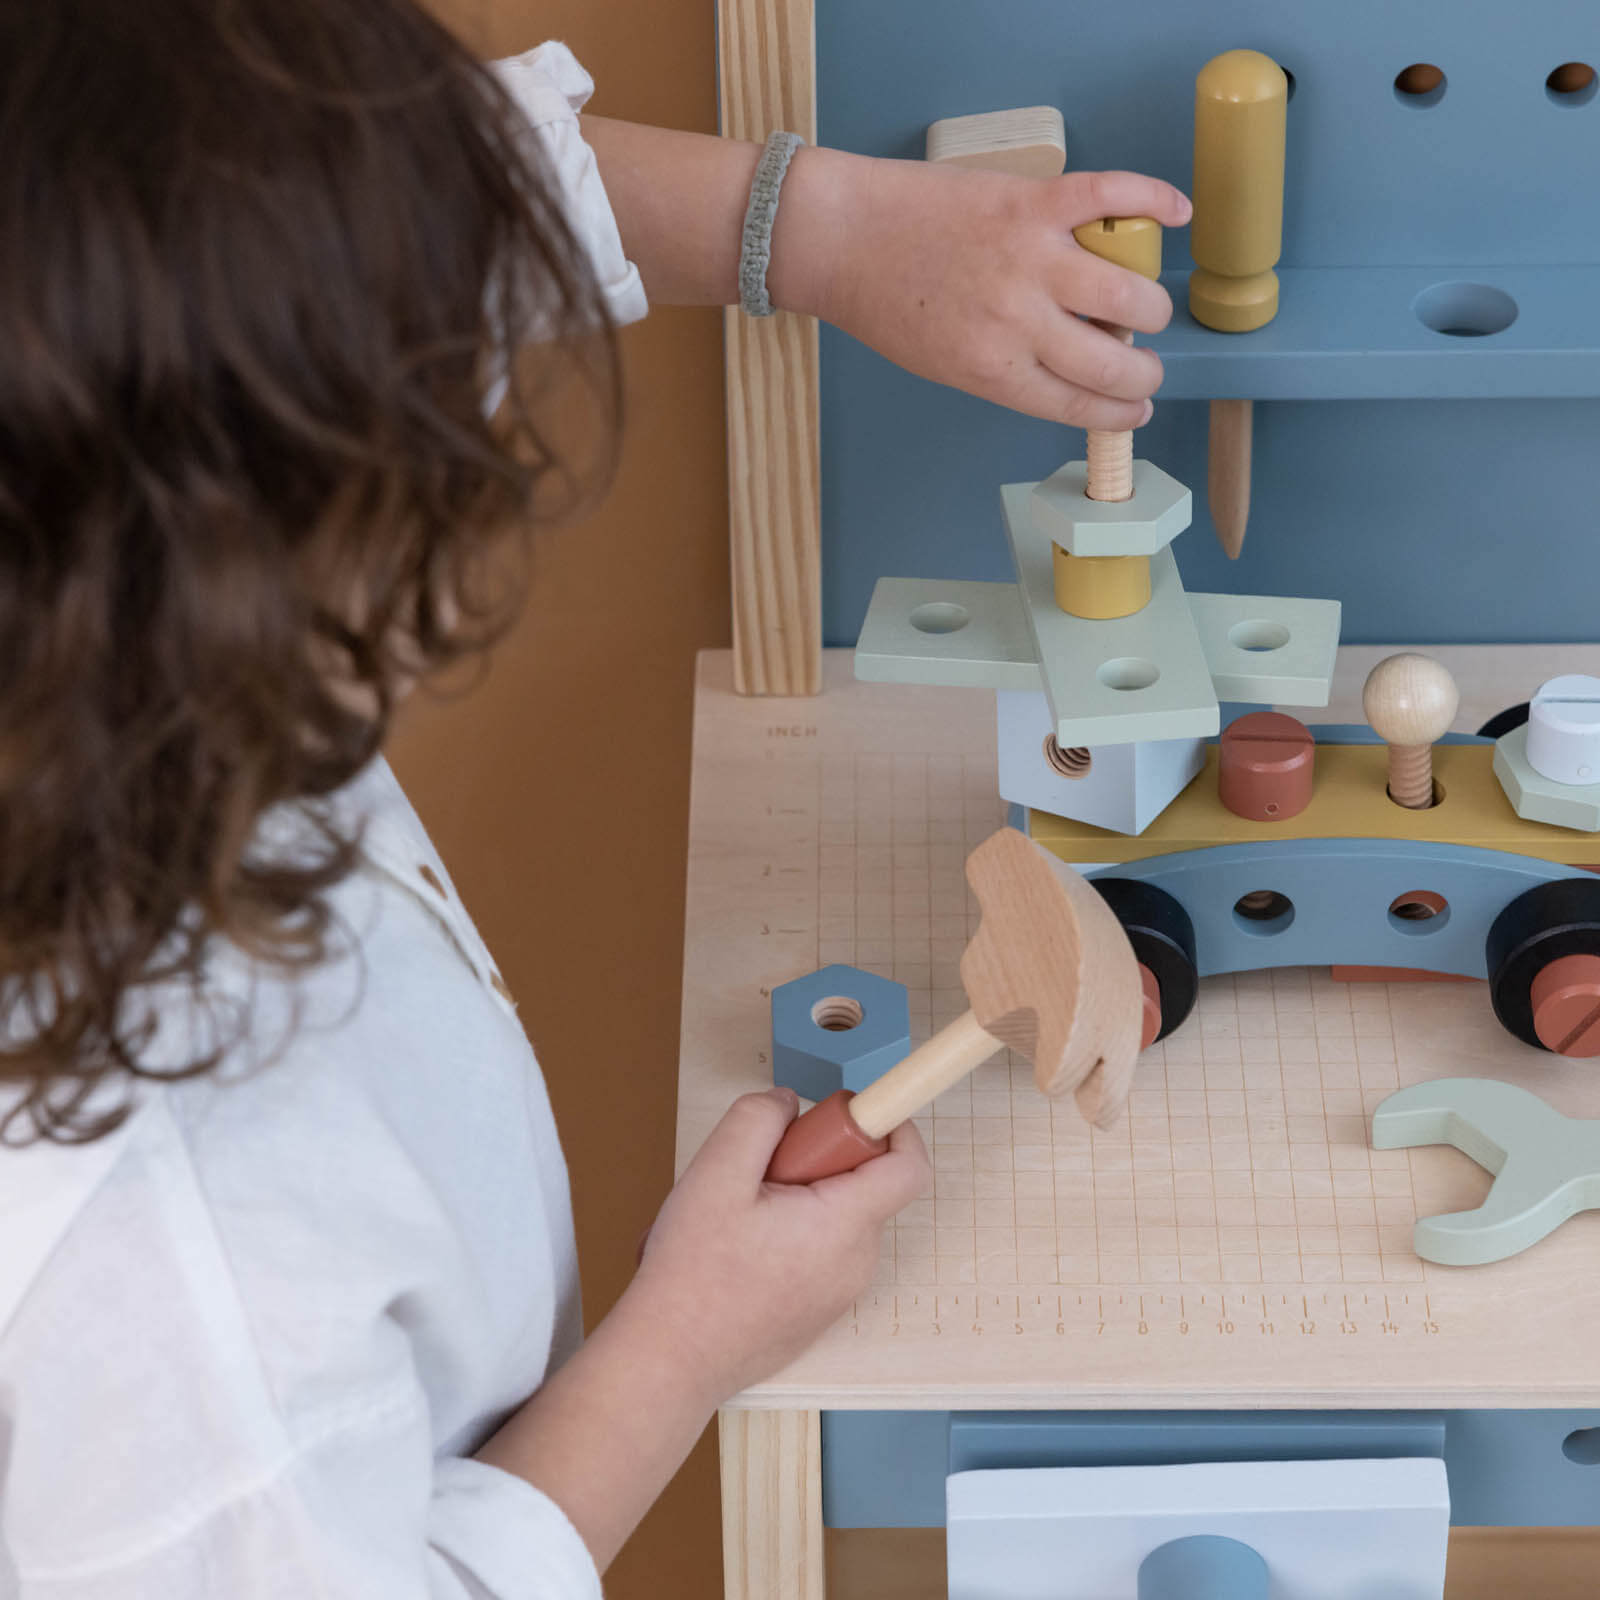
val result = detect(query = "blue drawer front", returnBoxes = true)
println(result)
[821,1409,1600,1529]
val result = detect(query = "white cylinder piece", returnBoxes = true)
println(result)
[1527,674,1600,786]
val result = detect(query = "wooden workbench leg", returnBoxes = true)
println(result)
[719,1408,825,1600]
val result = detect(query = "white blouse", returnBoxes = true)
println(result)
[497,43,649,328]
[0,43,646,1599]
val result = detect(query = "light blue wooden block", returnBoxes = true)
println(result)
[946,1459,1448,1599]
[1001,493,1221,746]
[996,690,1205,835]
[1371,1078,1600,1266]
[1493,724,1600,832]
[1026,460,1192,557]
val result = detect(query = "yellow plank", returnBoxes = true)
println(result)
[1029,742,1600,864]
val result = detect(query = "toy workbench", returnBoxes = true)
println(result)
[693,4,1600,1596]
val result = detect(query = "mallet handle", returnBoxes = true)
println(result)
[851,1011,997,1136]
[765,1011,999,1184]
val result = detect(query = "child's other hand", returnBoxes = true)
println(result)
[776,156,1191,430]
[630,1088,929,1404]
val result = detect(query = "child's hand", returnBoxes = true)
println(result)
[775,155,1192,429]
[630,1087,929,1404]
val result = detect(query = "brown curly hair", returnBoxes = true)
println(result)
[0,0,621,1142]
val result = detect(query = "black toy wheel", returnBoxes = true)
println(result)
[1477,702,1530,740]
[1091,878,1199,1044]
[1486,877,1600,1050]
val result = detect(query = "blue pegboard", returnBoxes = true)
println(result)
[815,1,1600,647]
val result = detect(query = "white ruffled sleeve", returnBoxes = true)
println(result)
[492,42,648,327]
[427,1458,603,1600]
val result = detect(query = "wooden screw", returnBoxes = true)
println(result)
[1072,216,1163,504]
[1362,653,1460,809]
[1055,217,1163,620]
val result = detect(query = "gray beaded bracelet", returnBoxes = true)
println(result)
[738,130,805,317]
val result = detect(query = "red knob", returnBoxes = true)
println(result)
[765,1090,890,1184]
[1530,953,1600,1057]
[1219,711,1315,822]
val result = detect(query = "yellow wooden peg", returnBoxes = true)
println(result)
[1191,48,1288,561]
[1190,49,1287,332]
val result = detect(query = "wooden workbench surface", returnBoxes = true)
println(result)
[676,647,1600,1411]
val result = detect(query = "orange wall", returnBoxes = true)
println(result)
[396,3,728,1594]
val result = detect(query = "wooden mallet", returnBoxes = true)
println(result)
[766,828,1144,1185]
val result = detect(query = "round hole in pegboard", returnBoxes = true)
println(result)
[909,601,970,635]
[1562,1428,1600,1465]
[1232,890,1295,937]
[1228,619,1291,653]
[1547,62,1598,105]
[1043,736,1093,780]
[1097,656,1160,692]
[1394,63,1447,106]
[1413,281,1518,338]
[1282,67,1297,102]
[1388,889,1451,936]
[811,996,865,1032]
[1386,778,1448,810]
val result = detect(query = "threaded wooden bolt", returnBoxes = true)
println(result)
[1071,217,1163,505]
[1362,654,1460,809]
[1055,217,1164,622]
[1084,330,1138,504]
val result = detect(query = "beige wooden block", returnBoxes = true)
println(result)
[926,106,1067,178]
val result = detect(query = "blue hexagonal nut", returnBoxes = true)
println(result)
[770,964,911,1102]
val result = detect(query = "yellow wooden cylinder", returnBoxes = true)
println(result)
[1053,546,1151,620]
[1071,215,1163,282]
[1189,48,1287,332]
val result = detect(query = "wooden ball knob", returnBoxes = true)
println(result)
[1362,654,1460,747]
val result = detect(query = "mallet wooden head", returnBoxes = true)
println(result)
[959,826,1144,1124]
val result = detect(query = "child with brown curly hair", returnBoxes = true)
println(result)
[0,3,1188,1594]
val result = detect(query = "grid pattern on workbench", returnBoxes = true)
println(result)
[813,750,1424,1289]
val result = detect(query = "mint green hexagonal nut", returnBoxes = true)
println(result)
[1025,459,1193,558]
[1494,724,1600,832]
[771,964,911,1103]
